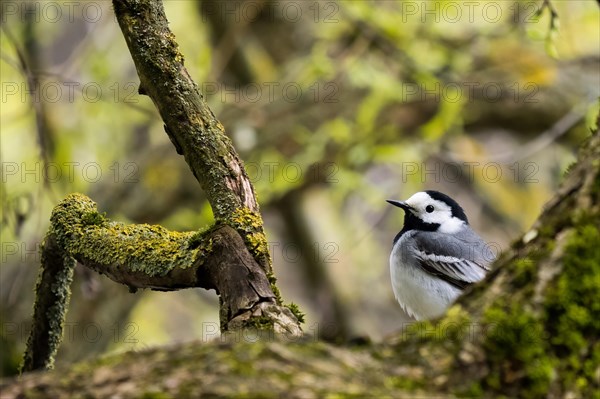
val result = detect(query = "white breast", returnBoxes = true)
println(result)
[390,232,461,320]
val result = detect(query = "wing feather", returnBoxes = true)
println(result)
[411,230,493,290]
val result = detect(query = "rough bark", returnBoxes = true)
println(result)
[5,126,598,397]
[112,0,271,275]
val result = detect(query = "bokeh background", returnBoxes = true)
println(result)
[1,0,598,377]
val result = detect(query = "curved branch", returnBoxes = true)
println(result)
[111,0,272,274]
[21,194,300,372]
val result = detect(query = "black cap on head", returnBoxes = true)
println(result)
[425,190,469,223]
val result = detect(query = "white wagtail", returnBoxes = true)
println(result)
[387,190,494,320]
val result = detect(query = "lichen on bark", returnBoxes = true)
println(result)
[21,193,300,373]
[21,235,75,372]
[112,0,273,277]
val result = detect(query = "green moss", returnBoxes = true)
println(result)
[81,210,106,226]
[21,230,77,372]
[477,218,600,398]
[285,302,305,324]
[385,375,426,391]
[188,225,213,249]
[48,195,207,278]
[459,382,484,398]
[138,393,171,399]
[266,272,282,306]
[481,300,553,398]
[227,207,270,261]
[70,222,199,277]
[591,165,600,203]
[562,161,577,179]
[399,305,472,350]
[45,253,76,367]
[512,257,536,289]
[225,207,283,304]
[542,223,600,396]
[22,193,219,371]
[248,316,275,330]
[227,342,265,376]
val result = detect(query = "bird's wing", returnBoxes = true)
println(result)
[411,231,493,290]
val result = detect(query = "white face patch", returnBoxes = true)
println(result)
[404,192,465,233]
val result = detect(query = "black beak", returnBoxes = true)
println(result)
[386,199,412,212]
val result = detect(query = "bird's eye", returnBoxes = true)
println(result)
[426,205,434,213]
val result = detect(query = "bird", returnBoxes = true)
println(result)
[387,190,495,320]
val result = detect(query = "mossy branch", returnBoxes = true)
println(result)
[111,0,272,275]
[21,194,300,373]
[21,234,75,372]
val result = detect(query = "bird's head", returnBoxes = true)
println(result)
[387,190,468,234]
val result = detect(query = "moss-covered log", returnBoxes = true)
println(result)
[6,127,598,396]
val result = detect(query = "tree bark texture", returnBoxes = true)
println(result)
[112,0,271,274]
